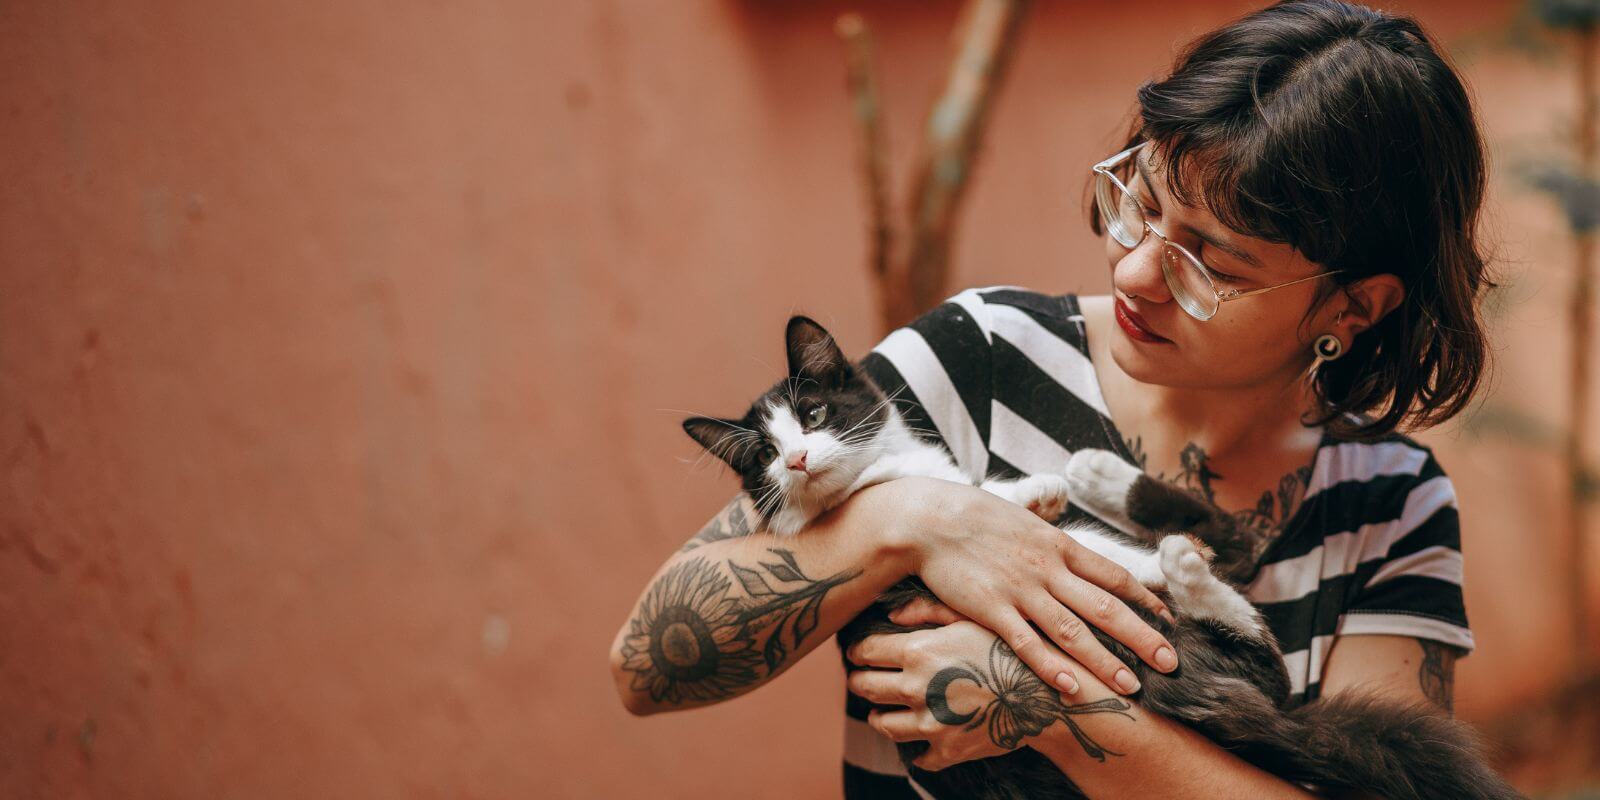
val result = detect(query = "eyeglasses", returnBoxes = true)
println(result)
[1091,142,1342,321]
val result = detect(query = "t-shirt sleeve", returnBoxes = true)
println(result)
[855,288,996,483]
[1338,451,1475,656]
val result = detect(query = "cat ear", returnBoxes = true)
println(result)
[683,416,751,466]
[785,315,850,387]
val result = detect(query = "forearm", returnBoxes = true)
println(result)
[610,480,919,715]
[1032,694,1317,798]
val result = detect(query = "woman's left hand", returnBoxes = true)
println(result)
[844,597,1131,771]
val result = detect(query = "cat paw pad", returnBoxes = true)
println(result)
[1018,474,1070,521]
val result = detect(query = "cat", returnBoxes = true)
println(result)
[683,315,1521,800]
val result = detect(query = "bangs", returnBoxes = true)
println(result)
[1138,126,1359,272]
[1128,26,1440,274]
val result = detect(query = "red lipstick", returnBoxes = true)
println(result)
[1115,297,1170,344]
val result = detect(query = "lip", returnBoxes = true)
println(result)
[1114,297,1170,344]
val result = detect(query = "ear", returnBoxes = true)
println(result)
[683,417,751,466]
[1330,274,1405,342]
[785,315,850,387]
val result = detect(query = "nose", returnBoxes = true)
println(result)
[1113,223,1174,305]
[786,451,808,472]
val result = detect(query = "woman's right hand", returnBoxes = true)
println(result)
[881,476,1180,696]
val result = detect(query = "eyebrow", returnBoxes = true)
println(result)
[1133,150,1265,270]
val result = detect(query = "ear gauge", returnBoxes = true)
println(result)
[1313,334,1344,360]
[1305,333,1345,387]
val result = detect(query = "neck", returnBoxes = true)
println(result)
[1138,361,1317,462]
[1083,296,1322,469]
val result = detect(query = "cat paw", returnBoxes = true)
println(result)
[1015,474,1070,521]
[1158,535,1212,589]
[1065,449,1140,515]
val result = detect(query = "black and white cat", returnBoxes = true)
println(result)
[684,315,1520,800]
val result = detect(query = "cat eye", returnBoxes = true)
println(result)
[805,404,829,428]
[758,443,778,463]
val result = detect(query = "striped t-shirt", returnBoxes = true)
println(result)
[840,287,1474,798]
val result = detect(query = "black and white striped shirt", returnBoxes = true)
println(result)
[840,287,1473,798]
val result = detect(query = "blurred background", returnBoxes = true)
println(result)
[4,0,1600,797]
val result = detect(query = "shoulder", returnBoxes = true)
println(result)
[1308,424,1454,506]
[1290,428,1462,581]
[874,286,1093,359]
[1303,426,1465,585]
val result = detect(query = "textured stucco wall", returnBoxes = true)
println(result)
[1,1,1583,797]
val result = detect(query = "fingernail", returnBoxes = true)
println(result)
[1160,608,1177,625]
[1055,671,1079,694]
[1154,646,1177,672]
[1114,668,1140,693]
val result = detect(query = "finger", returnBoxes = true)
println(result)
[1019,590,1143,695]
[889,596,970,627]
[846,669,918,706]
[912,749,954,772]
[866,708,926,743]
[1063,540,1178,625]
[845,634,907,668]
[1050,572,1179,676]
[983,609,1082,696]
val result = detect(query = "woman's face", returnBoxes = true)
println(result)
[1103,144,1337,391]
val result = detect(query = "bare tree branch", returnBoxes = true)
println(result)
[900,0,1030,330]
[835,12,906,332]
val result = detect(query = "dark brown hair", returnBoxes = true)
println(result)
[1088,0,1495,440]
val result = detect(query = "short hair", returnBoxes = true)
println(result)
[1089,0,1495,440]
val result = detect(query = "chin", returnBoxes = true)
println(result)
[1109,336,1216,389]
[1109,333,1174,382]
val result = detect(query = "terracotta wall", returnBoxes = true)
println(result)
[2,1,1590,797]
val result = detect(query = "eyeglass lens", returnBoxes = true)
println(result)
[1095,166,1220,320]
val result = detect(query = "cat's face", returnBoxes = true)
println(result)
[684,316,891,533]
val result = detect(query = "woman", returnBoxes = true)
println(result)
[610,0,1489,796]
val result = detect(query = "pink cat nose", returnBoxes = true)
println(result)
[786,451,809,472]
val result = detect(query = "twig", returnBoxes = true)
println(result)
[836,13,905,332]
[1567,17,1597,673]
[899,0,1030,329]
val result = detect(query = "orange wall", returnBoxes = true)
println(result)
[2,1,1585,798]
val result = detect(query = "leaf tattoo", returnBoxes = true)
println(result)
[620,548,859,704]
[1418,639,1457,715]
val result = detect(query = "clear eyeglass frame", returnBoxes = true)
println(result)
[1091,141,1343,321]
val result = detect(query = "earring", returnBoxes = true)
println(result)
[1305,333,1345,386]
[1313,334,1344,360]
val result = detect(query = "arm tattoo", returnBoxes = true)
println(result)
[1417,639,1457,714]
[679,497,755,552]
[619,548,860,705]
[925,639,1135,761]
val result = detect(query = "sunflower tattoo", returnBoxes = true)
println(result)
[620,549,860,705]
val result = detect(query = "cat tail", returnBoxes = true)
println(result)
[1196,686,1524,800]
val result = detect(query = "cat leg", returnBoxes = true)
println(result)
[1157,535,1266,638]
[1063,524,1167,588]
[1064,449,1151,537]
[981,474,1070,522]
[1068,449,1270,584]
